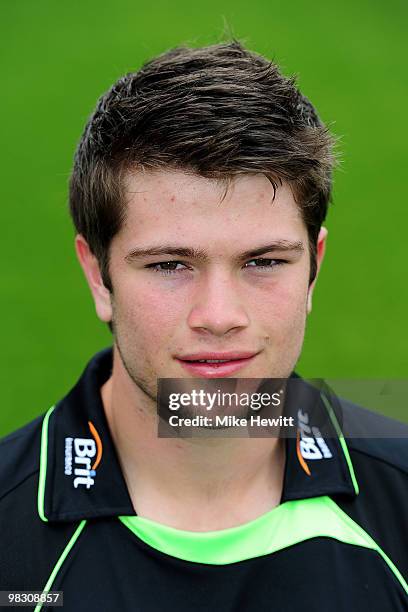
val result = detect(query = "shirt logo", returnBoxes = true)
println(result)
[64,421,103,488]
[296,409,332,476]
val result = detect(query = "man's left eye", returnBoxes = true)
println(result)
[145,261,189,274]
[245,258,285,268]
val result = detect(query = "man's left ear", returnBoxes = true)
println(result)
[307,227,328,314]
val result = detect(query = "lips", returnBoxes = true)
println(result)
[175,351,258,378]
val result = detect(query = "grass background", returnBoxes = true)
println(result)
[1,0,407,435]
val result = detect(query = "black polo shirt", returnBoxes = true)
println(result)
[1,349,407,611]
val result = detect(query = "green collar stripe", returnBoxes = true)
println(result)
[120,496,407,594]
[34,520,87,612]
[320,393,360,495]
[37,406,55,522]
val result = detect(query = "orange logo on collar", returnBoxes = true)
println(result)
[296,429,311,476]
[88,421,103,471]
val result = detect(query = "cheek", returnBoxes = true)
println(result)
[113,281,186,346]
[249,274,309,328]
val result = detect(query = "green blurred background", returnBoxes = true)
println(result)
[1,0,407,436]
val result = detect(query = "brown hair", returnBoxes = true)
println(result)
[69,41,336,291]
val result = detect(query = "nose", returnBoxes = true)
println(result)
[187,269,250,337]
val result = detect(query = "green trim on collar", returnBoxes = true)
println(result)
[37,406,55,523]
[320,393,360,495]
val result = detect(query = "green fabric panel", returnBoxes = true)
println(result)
[37,405,55,522]
[120,496,369,565]
[119,496,407,595]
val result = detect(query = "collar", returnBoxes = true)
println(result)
[38,349,358,523]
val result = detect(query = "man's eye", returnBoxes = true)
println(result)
[146,261,188,274]
[245,258,285,269]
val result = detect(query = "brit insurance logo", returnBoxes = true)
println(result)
[64,421,103,489]
[296,408,332,476]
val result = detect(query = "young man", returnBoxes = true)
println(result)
[1,42,407,610]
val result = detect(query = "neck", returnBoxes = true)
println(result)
[101,347,286,531]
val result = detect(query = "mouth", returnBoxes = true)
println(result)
[175,351,259,378]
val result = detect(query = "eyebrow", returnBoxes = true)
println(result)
[125,240,304,263]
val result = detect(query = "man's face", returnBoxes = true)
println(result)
[78,169,326,402]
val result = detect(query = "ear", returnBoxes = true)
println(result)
[75,235,112,323]
[307,227,328,314]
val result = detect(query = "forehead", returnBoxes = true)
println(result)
[118,169,306,249]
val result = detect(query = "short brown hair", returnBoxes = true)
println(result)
[69,41,336,290]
